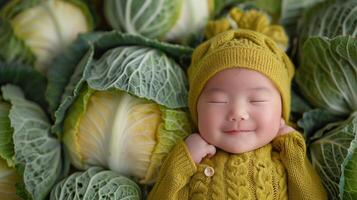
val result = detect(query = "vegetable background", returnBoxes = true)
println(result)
[0,0,356,199]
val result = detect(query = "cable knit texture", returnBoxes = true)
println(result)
[148,131,327,200]
[204,8,288,50]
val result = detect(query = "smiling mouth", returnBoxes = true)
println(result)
[223,130,254,135]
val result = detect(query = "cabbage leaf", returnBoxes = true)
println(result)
[1,85,68,200]
[296,36,357,116]
[50,167,141,200]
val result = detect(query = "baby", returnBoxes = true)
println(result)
[148,29,327,200]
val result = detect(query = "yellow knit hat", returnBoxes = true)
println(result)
[188,29,295,125]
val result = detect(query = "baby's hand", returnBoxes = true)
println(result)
[185,133,216,164]
[277,118,295,136]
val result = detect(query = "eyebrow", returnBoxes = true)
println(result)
[205,88,227,94]
[249,87,272,93]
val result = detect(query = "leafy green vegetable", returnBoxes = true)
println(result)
[0,0,93,72]
[310,113,357,199]
[50,167,141,200]
[0,98,14,166]
[63,87,191,183]
[47,31,192,184]
[104,0,211,42]
[279,0,326,37]
[297,109,344,142]
[50,31,193,136]
[1,85,68,200]
[0,61,47,110]
[299,0,357,47]
[295,36,357,116]
[46,32,102,114]
[85,46,188,108]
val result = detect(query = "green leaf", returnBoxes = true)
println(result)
[310,113,357,199]
[0,19,35,66]
[279,0,326,37]
[0,61,47,110]
[85,45,189,109]
[46,32,102,114]
[104,0,182,39]
[50,167,141,200]
[52,31,192,137]
[1,0,94,72]
[52,47,94,137]
[296,36,357,115]
[297,109,344,142]
[291,87,312,114]
[144,106,191,183]
[92,31,193,62]
[299,0,357,47]
[0,99,14,166]
[340,127,357,199]
[1,84,68,200]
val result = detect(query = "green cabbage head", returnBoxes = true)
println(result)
[63,87,191,184]
[295,36,357,116]
[58,44,192,184]
[104,0,212,42]
[299,0,357,47]
[0,0,93,73]
[0,84,67,200]
[310,112,357,199]
[51,167,141,200]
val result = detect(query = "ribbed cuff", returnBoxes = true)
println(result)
[272,131,306,154]
[160,140,197,178]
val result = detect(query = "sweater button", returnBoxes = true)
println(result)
[204,166,214,177]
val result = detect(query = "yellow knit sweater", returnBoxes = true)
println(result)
[148,132,327,200]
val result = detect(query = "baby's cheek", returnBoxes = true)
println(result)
[257,113,281,135]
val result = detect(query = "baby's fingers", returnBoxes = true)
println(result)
[206,145,216,158]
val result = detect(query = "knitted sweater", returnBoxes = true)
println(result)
[148,131,327,200]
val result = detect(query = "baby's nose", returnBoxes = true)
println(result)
[228,110,249,121]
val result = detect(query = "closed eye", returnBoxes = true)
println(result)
[250,100,268,103]
[208,101,228,104]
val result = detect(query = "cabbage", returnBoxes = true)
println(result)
[0,61,47,109]
[104,0,211,42]
[310,113,357,199]
[294,30,357,199]
[46,31,192,135]
[46,32,102,114]
[295,36,357,116]
[63,87,191,184]
[0,62,68,200]
[0,97,14,166]
[47,32,193,116]
[49,32,193,184]
[50,167,141,200]
[278,0,325,37]
[0,0,93,73]
[0,84,68,200]
[299,0,357,47]
[0,158,21,200]
[61,45,191,184]
[0,95,20,200]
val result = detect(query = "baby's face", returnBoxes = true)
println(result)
[197,68,282,153]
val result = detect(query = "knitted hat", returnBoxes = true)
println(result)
[188,29,295,125]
